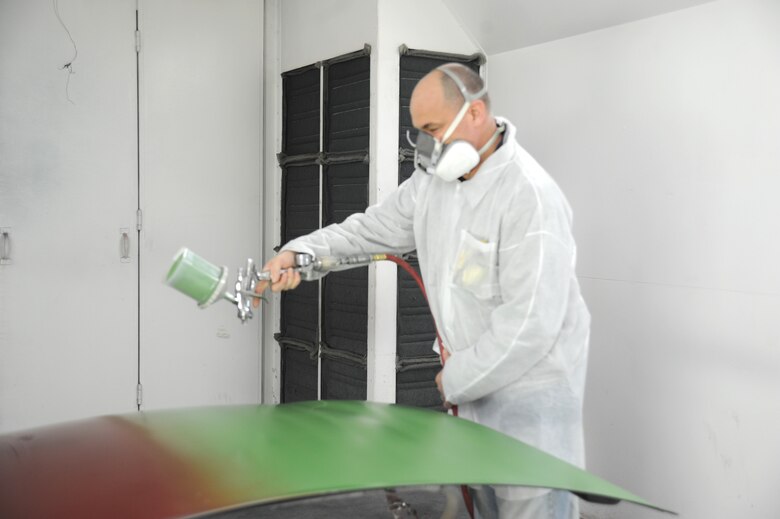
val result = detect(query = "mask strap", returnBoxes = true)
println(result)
[439,66,487,103]
[441,101,471,143]
[438,67,489,144]
[478,122,506,156]
[405,130,417,148]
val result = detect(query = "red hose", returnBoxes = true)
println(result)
[384,255,475,519]
[384,255,445,354]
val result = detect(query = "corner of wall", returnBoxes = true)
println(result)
[261,0,283,404]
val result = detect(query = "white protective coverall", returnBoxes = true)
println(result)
[282,118,590,505]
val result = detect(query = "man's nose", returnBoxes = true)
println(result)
[431,129,447,141]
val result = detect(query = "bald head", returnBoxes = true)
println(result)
[409,63,494,137]
[437,63,491,112]
[409,63,492,130]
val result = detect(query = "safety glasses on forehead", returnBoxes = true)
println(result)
[406,67,502,182]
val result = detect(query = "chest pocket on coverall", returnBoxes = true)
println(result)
[451,229,499,301]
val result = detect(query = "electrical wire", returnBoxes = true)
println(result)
[53,0,78,104]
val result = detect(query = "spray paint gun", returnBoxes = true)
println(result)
[166,248,388,323]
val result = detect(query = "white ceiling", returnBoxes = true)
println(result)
[442,0,717,55]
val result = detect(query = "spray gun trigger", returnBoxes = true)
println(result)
[237,290,266,300]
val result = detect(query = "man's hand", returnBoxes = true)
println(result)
[252,250,302,308]
[435,369,453,410]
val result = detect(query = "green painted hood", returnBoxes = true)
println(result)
[0,401,672,518]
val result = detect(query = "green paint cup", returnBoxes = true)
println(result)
[166,248,228,308]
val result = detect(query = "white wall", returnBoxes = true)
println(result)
[0,0,264,432]
[262,0,480,402]
[0,0,139,432]
[488,0,780,517]
[138,0,263,411]
[280,0,377,72]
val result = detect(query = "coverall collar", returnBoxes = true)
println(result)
[456,117,516,207]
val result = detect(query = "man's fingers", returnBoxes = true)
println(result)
[281,270,293,290]
[434,371,453,409]
[269,263,282,284]
[258,251,304,294]
[271,270,288,293]
[252,280,269,308]
[280,269,299,291]
[266,269,302,293]
[286,271,300,290]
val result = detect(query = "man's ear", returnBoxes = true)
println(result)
[469,99,487,124]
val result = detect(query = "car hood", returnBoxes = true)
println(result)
[0,400,672,518]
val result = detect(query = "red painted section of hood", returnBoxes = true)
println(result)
[0,416,229,519]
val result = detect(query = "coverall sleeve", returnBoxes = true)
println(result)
[280,171,421,269]
[442,188,576,405]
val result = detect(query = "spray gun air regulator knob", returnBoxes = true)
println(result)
[295,252,312,270]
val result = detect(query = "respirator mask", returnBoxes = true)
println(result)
[408,67,504,182]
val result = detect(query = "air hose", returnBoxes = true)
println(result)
[383,255,476,519]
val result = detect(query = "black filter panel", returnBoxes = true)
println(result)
[282,66,320,156]
[282,164,320,243]
[398,160,416,187]
[321,159,369,359]
[324,56,370,153]
[396,365,445,411]
[321,268,368,356]
[399,56,442,150]
[281,347,318,403]
[280,64,321,404]
[322,161,369,226]
[396,257,437,358]
[280,51,371,405]
[279,163,319,348]
[321,358,367,400]
[280,283,318,345]
[320,55,370,401]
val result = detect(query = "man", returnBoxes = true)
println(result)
[256,63,590,519]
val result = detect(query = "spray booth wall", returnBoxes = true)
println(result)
[489,1,780,517]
